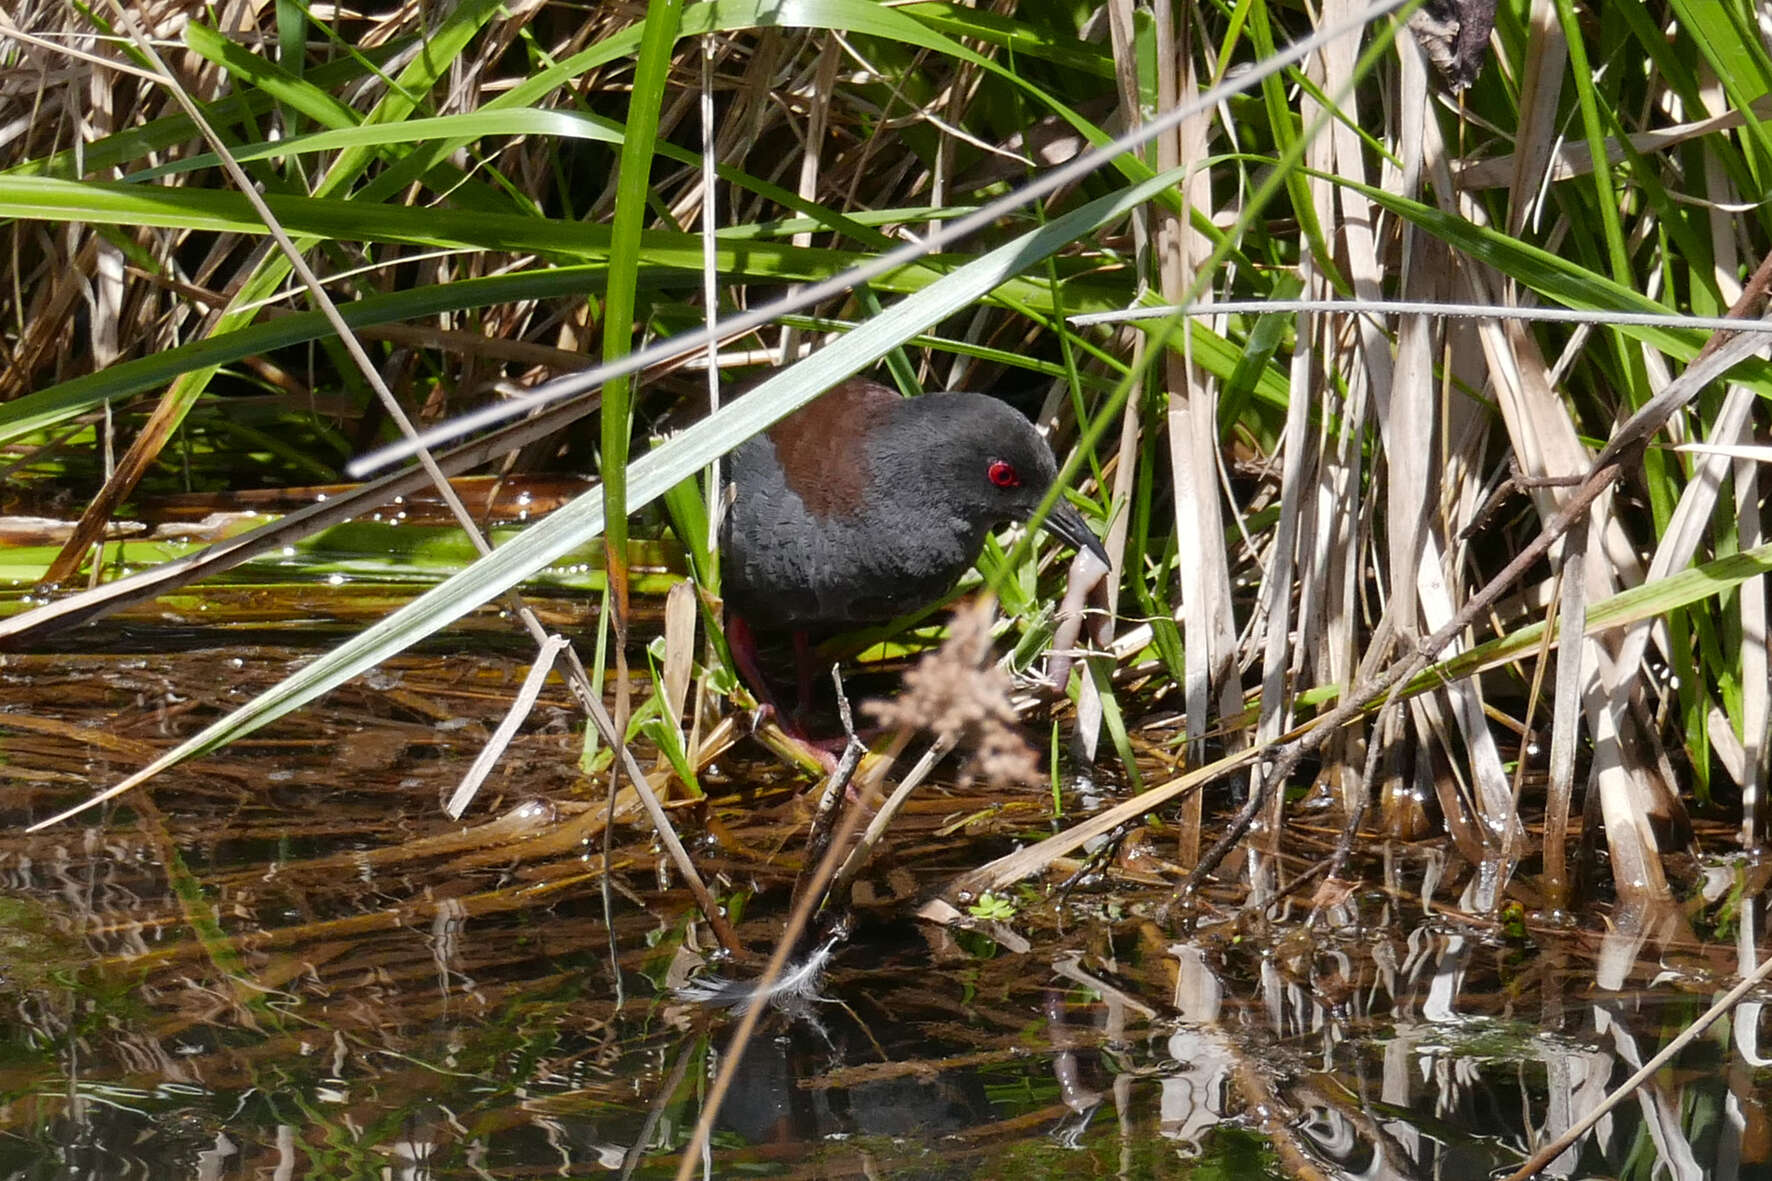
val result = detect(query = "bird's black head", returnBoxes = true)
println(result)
[882,393,1108,563]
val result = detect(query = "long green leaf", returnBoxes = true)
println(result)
[603,0,685,627]
[2,46,397,179]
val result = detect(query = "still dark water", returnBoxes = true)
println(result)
[0,587,1767,1179]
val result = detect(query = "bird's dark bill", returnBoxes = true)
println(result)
[1041,500,1110,565]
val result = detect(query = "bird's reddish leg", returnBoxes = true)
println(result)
[725,613,773,708]
[724,612,838,774]
[792,629,819,720]
[794,629,886,765]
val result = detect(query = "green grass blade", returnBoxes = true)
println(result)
[602,0,685,628]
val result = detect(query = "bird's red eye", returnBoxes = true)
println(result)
[987,459,1020,488]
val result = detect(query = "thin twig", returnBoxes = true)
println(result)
[445,634,571,819]
[1501,950,1772,1180]
[797,666,868,908]
[828,733,955,904]
[1069,296,1772,333]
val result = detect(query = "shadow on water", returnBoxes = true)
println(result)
[0,589,1767,1178]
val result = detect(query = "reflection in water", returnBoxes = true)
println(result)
[0,637,1767,1177]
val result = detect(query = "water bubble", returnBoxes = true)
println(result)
[327,573,347,586]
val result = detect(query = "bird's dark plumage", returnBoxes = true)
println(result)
[720,379,1105,632]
